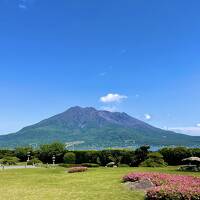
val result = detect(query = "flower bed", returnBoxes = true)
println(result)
[68,166,88,173]
[123,172,200,200]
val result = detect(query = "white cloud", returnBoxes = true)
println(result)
[196,123,200,127]
[100,106,117,112]
[170,127,200,136]
[144,113,152,120]
[100,93,128,103]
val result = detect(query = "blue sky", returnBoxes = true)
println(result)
[0,0,200,135]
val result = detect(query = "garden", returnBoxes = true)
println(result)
[0,143,200,199]
[0,166,199,200]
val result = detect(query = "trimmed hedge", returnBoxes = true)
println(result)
[63,152,76,164]
[159,147,192,165]
[81,163,99,168]
[140,152,167,167]
[59,163,82,168]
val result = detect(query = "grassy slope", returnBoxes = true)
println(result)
[0,167,199,200]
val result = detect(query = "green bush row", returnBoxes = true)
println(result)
[0,142,199,166]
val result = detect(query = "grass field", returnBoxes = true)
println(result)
[0,166,199,200]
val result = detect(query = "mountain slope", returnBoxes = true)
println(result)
[0,106,200,149]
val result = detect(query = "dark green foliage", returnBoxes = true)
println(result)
[73,150,101,164]
[81,163,99,167]
[100,150,122,166]
[63,152,76,164]
[38,142,65,163]
[99,149,131,166]
[130,145,150,166]
[0,156,19,165]
[69,149,134,166]
[159,147,192,165]
[120,150,135,165]
[0,143,199,167]
[0,150,15,159]
[58,163,82,168]
[27,158,42,165]
[190,148,200,157]
[15,147,33,162]
[140,152,167,167]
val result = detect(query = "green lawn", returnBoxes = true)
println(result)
[0,166,199,200]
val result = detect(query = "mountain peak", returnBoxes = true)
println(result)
[0,106,199,148]
[66,106,97,112]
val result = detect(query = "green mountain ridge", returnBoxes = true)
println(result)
[0,106,199,149]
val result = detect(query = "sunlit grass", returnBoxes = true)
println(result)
[0,166,199,200]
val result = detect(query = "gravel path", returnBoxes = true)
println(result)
[1,165,37,170]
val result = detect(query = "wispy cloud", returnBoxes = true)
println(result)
[18,0,35,9]
[100,93,128,103]
[170,126,200,136]
[18,3,27,9]
[99,65,113,77]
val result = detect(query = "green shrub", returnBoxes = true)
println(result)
[70,149,134,166]
[0,150,15,159]
[190,148,200,158]
[73,150,101,165]
[140,152,167,167]
[130,145,150,167]
[15,147,33,162]
[81,163,99,168]
[0,156,19,165]
[159,147,192,165]
[27,158,42,165]
[63,152,76,164]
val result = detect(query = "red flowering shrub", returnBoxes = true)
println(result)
[68,166,88,173]
[123,172,200,200]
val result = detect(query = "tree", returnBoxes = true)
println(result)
[0,156,19,165]
[15,147,33,162]
[0,150,15,159]
[38,142,65,163]
[63,152,76,164]
[159,147,192,165]
[140,152,167,167]
[130,145,150,166]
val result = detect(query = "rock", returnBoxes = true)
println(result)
[106,162,115,167]
[178,165,200,172]
[124,179,155,190]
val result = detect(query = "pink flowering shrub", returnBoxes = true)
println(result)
[123,172,200,200]
[68,166,88,173]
